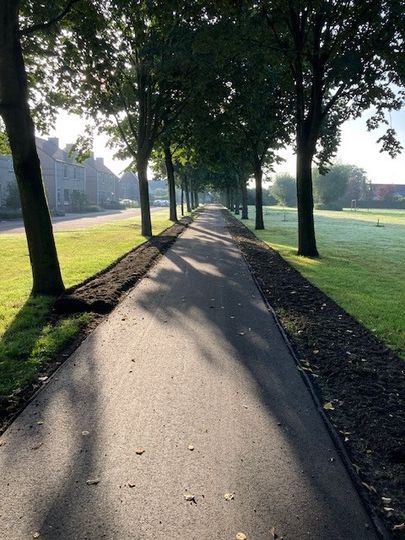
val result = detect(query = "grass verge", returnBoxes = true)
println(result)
[0,209,179,398]
[237,206,405,357]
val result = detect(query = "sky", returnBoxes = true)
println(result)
[47,107,405,185]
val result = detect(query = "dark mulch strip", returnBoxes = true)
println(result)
[0,216,192,434]
[224,211,405,538]
[54,216,192,314]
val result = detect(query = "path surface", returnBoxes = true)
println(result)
[0,206,163,234]
[0,207,376,539]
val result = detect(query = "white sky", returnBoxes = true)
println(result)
[47,107,405,184]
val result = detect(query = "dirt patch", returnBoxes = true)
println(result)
[54,217,192,314]
[0,216,192,434]
[225,211,405,538]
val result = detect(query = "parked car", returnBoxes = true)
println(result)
[153,199,170,207]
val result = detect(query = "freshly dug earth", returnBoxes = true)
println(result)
[225,211,405,537]
[54,217,192,314]
[0,217,192,434]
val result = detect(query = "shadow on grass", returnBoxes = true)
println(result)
[0,295,88,398]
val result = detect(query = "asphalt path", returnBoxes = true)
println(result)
[0,206,377,539]
[0,206,164,234]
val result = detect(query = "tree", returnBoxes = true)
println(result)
[272,173,297,207]
[313,165,349,209]
[0,2,85,294]
[262,0,404,255]
[343,165,370,204]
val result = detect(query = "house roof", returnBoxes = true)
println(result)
[84,156,119,179]
[120,171,138,183]
[372,183,405,196]
[36,137,79,165]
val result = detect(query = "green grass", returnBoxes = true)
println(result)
[0,209,179,397]
[238,206,405,357]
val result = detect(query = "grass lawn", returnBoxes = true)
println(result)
[238,206,405,357]
[0,209,179,397]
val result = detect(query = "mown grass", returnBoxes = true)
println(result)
[238,206,405,357]
[0,209,179,397]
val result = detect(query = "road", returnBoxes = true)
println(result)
[0,207,377,539]
[0,206,165,234]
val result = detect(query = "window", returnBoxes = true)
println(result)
[73,167,77,179]
[63,165,68,178]
[57,189,61,204]
[64,189,69,203]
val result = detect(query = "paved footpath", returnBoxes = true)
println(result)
[0,207,377,539]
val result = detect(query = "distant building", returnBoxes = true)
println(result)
[371,183,405,200]
[0,137,119,210]
[37,137,86,210]
[0,155,15,207]
[83,154,119,206]
[119,171,139,202]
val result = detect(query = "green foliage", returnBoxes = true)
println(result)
[272,174,297,207]
[313,165,350,209]
[69,190,88,212]
[5,182,21,209]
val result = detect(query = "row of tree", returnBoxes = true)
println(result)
[0,1,404,294]
[271,165,371,210]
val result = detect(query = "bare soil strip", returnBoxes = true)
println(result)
[224,210,405,537]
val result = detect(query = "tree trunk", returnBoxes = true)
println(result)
[0,4,64,295]
[234,187,240,215]
[164,143,177,222]
[181,180,184,217]
[194,191,199,207]
[226,186,231,209]
[240,176,248,219]
[185,176,191,212]
[296,147,318,256]
[230,188,235,212]
[254,164,264,230]
[137,156,152,236]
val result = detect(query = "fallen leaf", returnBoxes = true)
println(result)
[184,494,197,504]
[384,507,395,512]
[392,523,404,531]
[224,492,235,501]
[86,479,100,485]
[33,533,40,539]
[81,430,90,436]
[31,443,43,451]
[0,440,5,447]
[238,332,245,336]
[236,534,247,540]
[36,421,44,425]
[38,376,48,382]
[128,482,136,488]
[135,448,145,455]
[323,402,335,411]
[271,526,277,538]
[362,482,377,494]
[188,444,194,451]
[382,497,392,504]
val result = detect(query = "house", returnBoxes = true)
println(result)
[119,171,139,202]
[0,137,119,211]
[371,183,405,200]
[83,154,119,206]
[0,137,87,211]
[0,155,15,207]
[37,137,86,210]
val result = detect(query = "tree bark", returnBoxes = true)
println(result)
[254,163,264,230]
[0,3,64,295]
[184,176,191,212]
[296,147,318,256]
[164,142,177,222]
[180,179,184,216]
[234,186,240,215]
[240,176,248,219]
[136,156,152,236]
[194,191,199,207]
